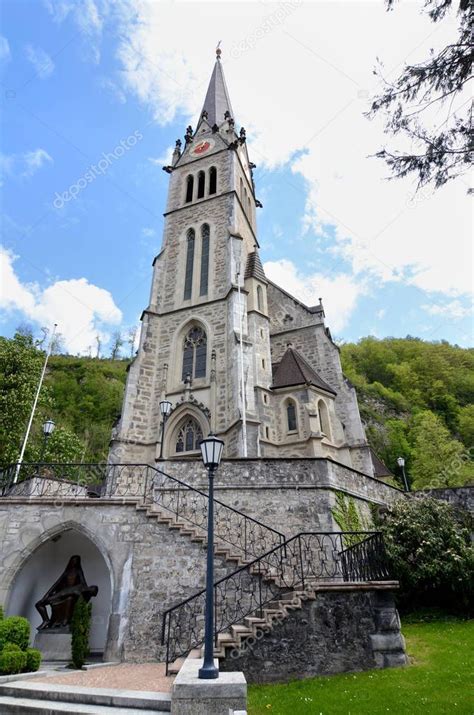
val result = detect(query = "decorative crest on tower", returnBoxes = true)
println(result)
[216,41,222,60]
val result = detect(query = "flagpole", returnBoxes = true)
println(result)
[14,323,57,483]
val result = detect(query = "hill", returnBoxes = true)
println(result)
[340,337,473,488]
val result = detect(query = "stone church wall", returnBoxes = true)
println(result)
[0,500,236,662]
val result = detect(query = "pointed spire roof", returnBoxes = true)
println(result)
[201,47,234,127]
[244,250,267,283]
[271,347,336,394]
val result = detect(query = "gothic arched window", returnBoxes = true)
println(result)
[257,285,263,311]
[318,399,331,438]
[200,223,210,296]
[286,400,297,432]
[209,166,217,195]
[197,171,205,199]
[185,175,194,203]
[184,229,195,300]
[240,177,244,202]
[175,417,203,453]
[182,326,207,381]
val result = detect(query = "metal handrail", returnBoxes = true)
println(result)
[0,461,285,559]
[161,530,390,671]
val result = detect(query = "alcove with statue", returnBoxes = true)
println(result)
[5,527,111,661]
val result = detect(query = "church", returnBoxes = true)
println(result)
[0,51,405,694]
[109,47,374,478]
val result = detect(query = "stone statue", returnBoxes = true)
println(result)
[35,555,98,630]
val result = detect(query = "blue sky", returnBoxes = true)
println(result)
[1,0,472,354]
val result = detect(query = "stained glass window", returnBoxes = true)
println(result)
[181,326,207,381]
[175,418,203,453]
[184,229,195,300]
[200,224,210,296]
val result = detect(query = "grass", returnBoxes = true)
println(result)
[248,618,473,715]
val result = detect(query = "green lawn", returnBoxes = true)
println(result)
[248,619,473,715]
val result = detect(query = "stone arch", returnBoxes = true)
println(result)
[318,399,331,439]
[169,316,212,389]
[4,521,114,654]
[163,403,210,458]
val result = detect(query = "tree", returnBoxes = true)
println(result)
[126,326,138,358]
[381,497,473,614]
[110,331,123,360]
[40,427,84,463]
[95,335,101,359]
[368,0,472,191]
[71,596,92,669]
[410,410,467,488]
[458,404,474,448]
[0,333,51,465]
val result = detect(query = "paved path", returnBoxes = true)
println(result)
[32,663,174,693]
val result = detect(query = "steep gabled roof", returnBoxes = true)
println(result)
[370,449,393,479]
[201,55,234,127]
[244,251,267,282]
[271,347,336,394]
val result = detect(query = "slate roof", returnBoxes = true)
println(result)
[244,251,267,282]
[201,57,234,127]
[271,347,336,394]
[370,449,393,479]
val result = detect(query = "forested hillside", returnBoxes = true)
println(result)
[340,337,473,488]
[1,332,472,488]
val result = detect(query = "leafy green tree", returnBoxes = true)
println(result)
[381,497,473,614]
[0,333,51,465]
[410,411,467,488]
[458,405,474,449]
[38,427,84,463]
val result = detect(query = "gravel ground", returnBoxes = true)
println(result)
[32,663,174,692]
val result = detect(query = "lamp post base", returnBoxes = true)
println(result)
[198,662,219,679]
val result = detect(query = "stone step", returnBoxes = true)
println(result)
[0,683,171,712]
[0,696,168,714]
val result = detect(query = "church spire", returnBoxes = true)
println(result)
[200,45,234,127]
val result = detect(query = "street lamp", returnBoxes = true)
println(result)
[397,456,409,492]
[198,433,224,680]
[158,401,172,460]
[40,419,55,463]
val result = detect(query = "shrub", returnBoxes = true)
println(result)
[380,497,474,614]
[0,605,4,620]
[71,596,92,669]
[0,643,27,674]
[24,647,41,673]
[0,616,30,652]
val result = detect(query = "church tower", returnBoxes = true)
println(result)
[110,49,374,475]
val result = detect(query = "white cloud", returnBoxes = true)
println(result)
[0,247,122,354]
[264,258,364,334]
[422,300,472,320]
[22,148,53,177]
[0,35,11,63]
[45,2,472,307]
[1,148,53,179]
[142,227,156,238]
[24,44,55,78]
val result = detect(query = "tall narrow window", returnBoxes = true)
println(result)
[209,166,217,195]
[197,171,205,199]
[181,326,207,380]
[287,401,297,432]
[200,223,210,296]
[240,177,244,202]
[318,400,331,437]
[257,285,263,311]
[185,175,194,203]
[184,229,195,300]
[175,417,203,453]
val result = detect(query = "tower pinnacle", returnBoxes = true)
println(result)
[200,48,234,127]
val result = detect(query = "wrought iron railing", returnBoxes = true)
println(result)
[161,531,390,670]
[0,462,285,561]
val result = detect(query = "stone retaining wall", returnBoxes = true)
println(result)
[221,585,406,683]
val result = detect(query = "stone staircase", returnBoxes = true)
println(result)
[0,681,171,714]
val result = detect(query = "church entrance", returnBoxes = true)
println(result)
[6,527,112,655]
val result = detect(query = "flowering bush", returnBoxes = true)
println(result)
[381,497,473,614]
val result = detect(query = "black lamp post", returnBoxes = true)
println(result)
[158,400,172,460]
[198,433,224,680]
[40,419,55,463]
[397,456,409,492]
